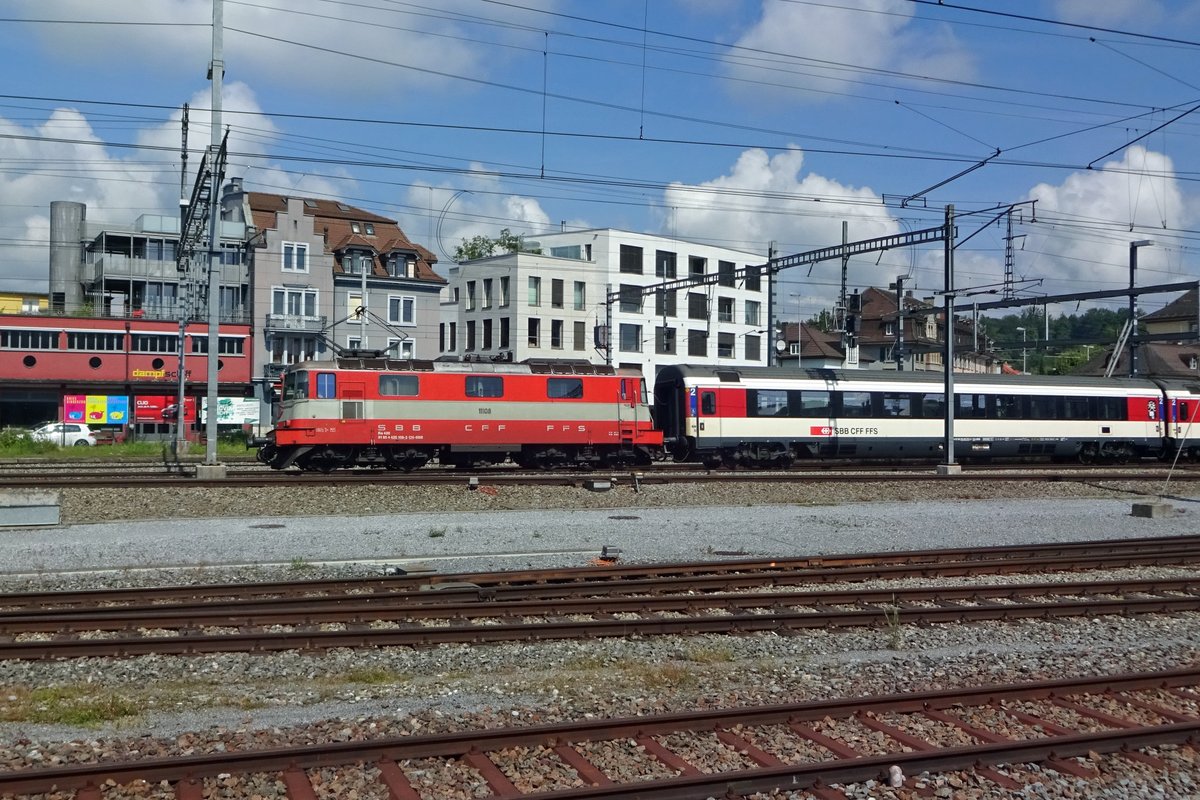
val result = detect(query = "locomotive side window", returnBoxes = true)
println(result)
[466,376,504,398]
[380,374,419,396]
[547,378,584,399]
[315,373,337,399]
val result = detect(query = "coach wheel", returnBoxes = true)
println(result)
[1078,445,1096,464]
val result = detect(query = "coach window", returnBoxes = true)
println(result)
[466,376,504,398]
[1029,395,1059,419]
[956,393,986,418]
[992,394,1022,419]
[379,374,419,396]
[792,390,830,417]
[749,389,787,417]
[701,391,717,415]
[314,373,336,399]
[920,393,945,418]
[1093,396,1123,420]
[882,392,911,417]
[839,391,872,418]
[1064,396,1089,419]
[548,377,584,399]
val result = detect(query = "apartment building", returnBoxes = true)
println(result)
[440,229,771,391]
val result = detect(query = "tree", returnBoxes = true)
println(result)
[453,228,535,261]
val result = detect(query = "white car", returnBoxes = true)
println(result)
[31,422,96,447]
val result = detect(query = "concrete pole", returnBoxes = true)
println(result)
[204,0,224,465]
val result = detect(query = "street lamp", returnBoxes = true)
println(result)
[1015,326,1027,373]
[1129,240,1153,377]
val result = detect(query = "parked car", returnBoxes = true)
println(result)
[30,422,96,447]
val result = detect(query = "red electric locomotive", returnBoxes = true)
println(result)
[258,357,662,471]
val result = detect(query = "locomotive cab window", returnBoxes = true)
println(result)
[283,371,309,402]
[466,376,504,398]
[315,373,337,399]
[380,374,419,397]
[547,377,584,399]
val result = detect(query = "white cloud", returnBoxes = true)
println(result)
[1022,146,1186,294]
[725,0,975,101]
[18,0,557,98]
[0,81,355,292]
[663,147,902,313]
[399,171,554,264]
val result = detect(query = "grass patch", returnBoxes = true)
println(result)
[428,526,447,538]
[338,667,410,685]
[0,428,251,460]
[1,686,142,727]
[679,643,736,664]
[289,557,315,572]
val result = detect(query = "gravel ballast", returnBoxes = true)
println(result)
[1,478,1199,798]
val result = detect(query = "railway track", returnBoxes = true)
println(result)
[2,668,1197,799]
[2,460,1198,488]
[4,534,1198,660]
[5,533,1199,606]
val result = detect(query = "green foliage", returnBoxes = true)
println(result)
[805,309,836,332]
[985,307,1128,374]
[0,433,249,459]
[453,228,538,261]
[0,428,57,455]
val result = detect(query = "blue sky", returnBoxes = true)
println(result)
[2,0,1200,324]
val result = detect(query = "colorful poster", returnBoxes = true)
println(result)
[64,394,86,422]
[85,396,107,424]
[106,396,129,424]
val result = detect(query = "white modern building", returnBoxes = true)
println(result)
[440,229,772,391]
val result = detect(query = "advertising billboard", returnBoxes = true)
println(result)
[64,395,129,425]
[202,397,260,425]
[134,395,198,423]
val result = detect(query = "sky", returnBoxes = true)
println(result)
[3,0,1200,326]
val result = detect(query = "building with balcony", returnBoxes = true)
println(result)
[0,185,442,432]
[236,188,444,389]
[440,229,770,395]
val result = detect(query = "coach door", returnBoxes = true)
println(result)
[695,387,721,440]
